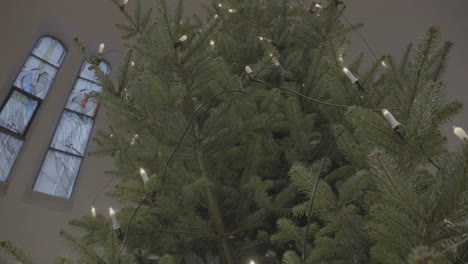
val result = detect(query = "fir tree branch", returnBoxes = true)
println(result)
[301,123,352,263]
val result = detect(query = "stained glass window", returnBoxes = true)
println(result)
[0,133,23,181]
[0,36,65,182]
[33,60,110,198]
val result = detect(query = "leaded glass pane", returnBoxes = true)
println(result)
[65,79,102,117]
[34,150,81,198]
[51,111,93,156]
[13,56,58,99]
[0,133,23,181]
[0,91,39,134]
[31,37,66,67]
[80,61,110,83]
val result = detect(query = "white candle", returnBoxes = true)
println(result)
[382,109,400,129]
[453,126,468,140]
[140,168,149,184]
[343,67,358,83]
[98,43,105,55]
[245,66,253,74]
[109,207,120,230]
[91,206,96,218]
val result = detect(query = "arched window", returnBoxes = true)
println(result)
[33,60,110,198]
[0,36,66,181]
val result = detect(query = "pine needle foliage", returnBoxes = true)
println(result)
[2,1,466,264]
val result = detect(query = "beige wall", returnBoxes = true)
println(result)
[0,0,466,263]
[0,0,206,262]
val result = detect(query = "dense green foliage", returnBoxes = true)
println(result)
[2,0,467,263]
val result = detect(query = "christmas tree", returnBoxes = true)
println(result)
[2,0,468,263]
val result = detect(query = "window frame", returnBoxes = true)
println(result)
[0,35,66,182]
[32,60,110,198]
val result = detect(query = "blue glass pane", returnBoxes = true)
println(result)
[80,61,110,82]
[0,91,39,135]
[13,56,57,99]
[34,150,81,198]
[0,133,23,181]
[65,79,102,117]
[51,111,93,156]
[31,37,66,67]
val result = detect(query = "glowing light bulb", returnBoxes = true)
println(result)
[210,40,215,47]
[214,14,219,19]
[228,8,237,13]
[218,3,222,7]
[382,109,400,129]
[179,35,187,43]
[315,3,323,8]
[343,67,358,83]
[140,168,149,184]
[91,206,96,218]
[381,60,389,69]
[130,61,135,67]
[109,207,120,230]
[258,36,264,41]
[249,261,255,264]
[98,43,105,55]
[338,55,344,63]
[245,66,253,74]
[453,126,468,141]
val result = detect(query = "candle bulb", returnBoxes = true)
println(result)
[343,67,365,93]
[140,168,149,184]
[382,109,400,129]
[343,67,358,83]
[91,206,96,218]
[245,65,254,80]
[269,53,280,67]
[381,60,389,69]
[309,2,323,14]
[174,35,188,48]
[120,0,128,10]
[453,126,468,141]
[382,109,405,140]
[98,43,105,56]
[109,207,120,230]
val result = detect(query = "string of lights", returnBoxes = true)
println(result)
[112,88,246,264]
[87,1,468,263]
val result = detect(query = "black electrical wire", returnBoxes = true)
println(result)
[301,123,353,264]
[112,89,245,264]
